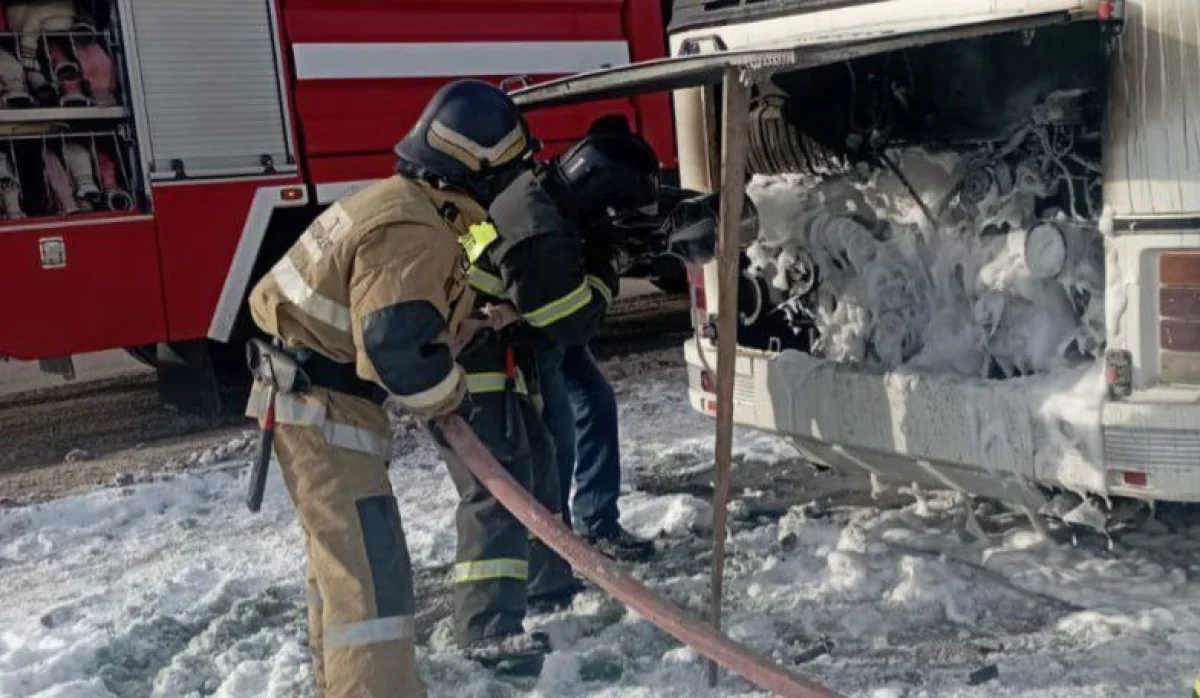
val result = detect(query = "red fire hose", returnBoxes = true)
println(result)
[435,414,846,698]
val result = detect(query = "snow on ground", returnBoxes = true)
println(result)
[2,360,1199,697]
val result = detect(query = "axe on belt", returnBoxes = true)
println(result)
[244,338,309,513]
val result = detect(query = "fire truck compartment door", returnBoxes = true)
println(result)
[511,10,1085,110]
[126,0,294,179]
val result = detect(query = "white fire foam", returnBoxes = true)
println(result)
[744,145,1110,495]
[745,146,1105,381]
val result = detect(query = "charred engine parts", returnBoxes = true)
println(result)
[735,250,817,353]
[958,161,1014,207]
[737,91,1105,378]
[740,247,816,326]
[604,187,759,274]
[1031,89,1104,128]
[784,247,817,297]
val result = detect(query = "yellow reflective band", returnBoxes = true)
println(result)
[523,279,591,328]
[467,265,506,298]
[453,558,528,583]
[459,222,498,264]
[465,372,505,393]
[465,371,527,395]
[586,274,613,308]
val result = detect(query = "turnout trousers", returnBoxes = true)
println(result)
[247,384,426,698]
[436,340,576,646]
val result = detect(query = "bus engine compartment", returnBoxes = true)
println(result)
[733,21,1109,386]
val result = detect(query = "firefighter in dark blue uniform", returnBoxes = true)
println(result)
[450,133,655,652]
[468,127,727,571]
[490,131,664,562]
[446,127,729,674]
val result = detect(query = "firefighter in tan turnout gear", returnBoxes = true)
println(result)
[243,79,538,697]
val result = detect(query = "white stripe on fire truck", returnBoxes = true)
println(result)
[316,180,376,204]
[291,41,629,81]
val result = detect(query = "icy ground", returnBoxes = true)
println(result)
[3,356,1200,697]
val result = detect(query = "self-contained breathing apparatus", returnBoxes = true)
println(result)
[545,129,758,275]
[596,184,760,275]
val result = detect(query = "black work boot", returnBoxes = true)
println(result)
[461,630,551,676]
[528,577,587,615]
[584,520,655,562]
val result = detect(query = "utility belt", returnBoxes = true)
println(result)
[294,349,387,405]
[245,338,386,405]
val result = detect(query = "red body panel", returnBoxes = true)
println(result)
[0,217,166,359]
[284,0,629,41]
[305,154,394,187]
[623,0,675,164]
[151,177,302,341]
[3,0,676,361]
[284,0,676,185]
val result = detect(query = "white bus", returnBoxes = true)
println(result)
[517,1,1200,527]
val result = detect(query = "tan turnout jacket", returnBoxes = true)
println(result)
[249,174,485,416]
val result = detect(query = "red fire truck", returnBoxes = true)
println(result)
[0,0,675,410]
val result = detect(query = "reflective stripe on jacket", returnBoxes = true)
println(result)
[248,175,487,417]
[475,169,616,346]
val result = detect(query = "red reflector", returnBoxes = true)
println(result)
[700,370,716,393]
[704,398,718,415]
[689,264,707,311]
[1098,0,1114,20]
[1123,471,1148,487]
[1105,349,1132,399]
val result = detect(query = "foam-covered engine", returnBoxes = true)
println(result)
[742,107,1105,380]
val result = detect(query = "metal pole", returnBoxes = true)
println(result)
[708,65,751,688]
[436,415,846,698]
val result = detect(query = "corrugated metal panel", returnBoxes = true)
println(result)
[734,373,755,404]
[128,0,290,178]
[1104,0,1200,216]
[1104,425,1200,468]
